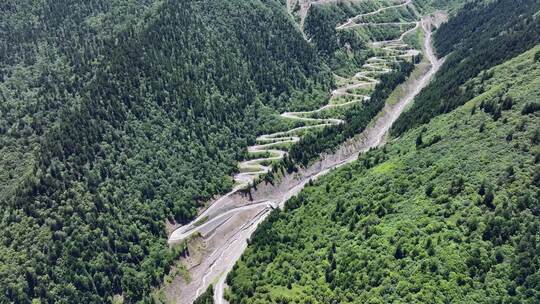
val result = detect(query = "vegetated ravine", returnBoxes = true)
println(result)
[167,3,447,303]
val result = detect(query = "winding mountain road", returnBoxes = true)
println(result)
[231,21,421,191]
[167,6,446,304]
[337,0,413,30]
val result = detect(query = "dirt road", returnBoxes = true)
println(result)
[337,0,413,30]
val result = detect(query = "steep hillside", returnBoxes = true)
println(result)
[0,0,332,302]
[392,0,540,135]
[226,44,540,304]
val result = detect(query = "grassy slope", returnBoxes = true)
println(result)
[226,45,540,303]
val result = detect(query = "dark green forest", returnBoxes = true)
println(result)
[391,0,540,135]
[0,0,333,302]
[226,43,540,304]
[303,2,371,73]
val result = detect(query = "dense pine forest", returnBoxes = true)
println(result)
[226,43,540,304]
[0,0,333,302]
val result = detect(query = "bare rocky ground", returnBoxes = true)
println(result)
[164,10,448,304]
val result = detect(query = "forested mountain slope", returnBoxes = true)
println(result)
[0,0,332,302]
[391,0,540,135]
[226,44,540,304]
